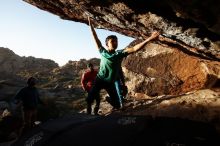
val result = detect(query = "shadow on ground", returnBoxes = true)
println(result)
[12,113,220,146]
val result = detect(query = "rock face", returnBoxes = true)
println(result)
[23,0,220,60]
[123,42,220,96]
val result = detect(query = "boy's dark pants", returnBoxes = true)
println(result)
[86,77,120,114]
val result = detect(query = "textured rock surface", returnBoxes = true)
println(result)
[23,0,220,61]
[119,89,220,133]
[123,42,220,95]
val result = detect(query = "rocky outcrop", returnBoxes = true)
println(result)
[0,47,58,78]
[123,42,220,96]
[23,0,220,61]
[52,58,99,77]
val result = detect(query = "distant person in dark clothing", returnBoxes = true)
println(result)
[14,77,43,131]
[81,63,99,114]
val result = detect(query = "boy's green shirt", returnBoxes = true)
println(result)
[97,46,128,83]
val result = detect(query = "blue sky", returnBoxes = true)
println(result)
[0,0,134,66]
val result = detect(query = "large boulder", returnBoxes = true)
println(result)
[23,0,220,60]
[123,41,220,96]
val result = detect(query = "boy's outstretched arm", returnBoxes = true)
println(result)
[88,17,102,50]
[124,31,160,54]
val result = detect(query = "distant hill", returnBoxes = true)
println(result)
[0,47,100,119]
[0,47,59,79]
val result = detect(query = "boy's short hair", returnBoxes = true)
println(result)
[87,63,93,68]
[105,35,117,46]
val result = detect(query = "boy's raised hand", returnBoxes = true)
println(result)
[149,31,160,40]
